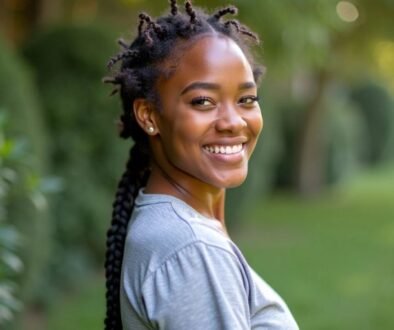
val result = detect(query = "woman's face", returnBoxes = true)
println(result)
[151,35,263,189]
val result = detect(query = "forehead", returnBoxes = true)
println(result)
[157,35,254,88]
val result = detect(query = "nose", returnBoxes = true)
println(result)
[214,103,247,133]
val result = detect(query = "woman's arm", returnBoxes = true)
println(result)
[141,241,251,330]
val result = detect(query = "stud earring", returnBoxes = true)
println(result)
[146,126,154,134]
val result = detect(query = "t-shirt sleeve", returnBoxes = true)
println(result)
[140,241,251,330]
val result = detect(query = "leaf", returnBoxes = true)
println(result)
[0,251,24,273]
[0,227,23,250]
[0,140,15,158]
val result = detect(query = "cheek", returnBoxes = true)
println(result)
[160,116,203,158]
[169,112,210,143]
[249,110,264,138]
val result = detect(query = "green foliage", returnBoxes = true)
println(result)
[22,23,130,292]
[0,110,53,328]
[350,81,394,165]
[0,225,23,324]
[0,36,51,317]
[0,115,24,325]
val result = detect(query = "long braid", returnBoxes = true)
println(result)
[104,2,263,329]
[104,144,150,330]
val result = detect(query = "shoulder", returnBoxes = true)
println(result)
[123,194,233,277]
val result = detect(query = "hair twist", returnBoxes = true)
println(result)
[212,5,238,20]
[224,19,240,32]
[185,1,198,24]
[117,38,130,50]
[239,28,260,43]
[107,49,139,69]
[170,0,178,15]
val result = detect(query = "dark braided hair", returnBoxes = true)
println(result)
[103,1,263,329]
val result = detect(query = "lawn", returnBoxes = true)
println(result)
[236,166,394,329]
[46,166,394,330]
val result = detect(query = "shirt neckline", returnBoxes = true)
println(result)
[135,188,224,231]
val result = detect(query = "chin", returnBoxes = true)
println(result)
[224,177,247,188]
[211,172,248,189]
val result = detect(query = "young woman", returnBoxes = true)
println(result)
[103,1,298,329]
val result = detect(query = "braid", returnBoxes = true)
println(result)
[104,2,263,329]
[224,19,240,32]
[139,12,152,43]
[185,1,197,24]
[139,12,152,25]
[138,16,145,36]
[139,13,166,43]
[151,23,166,39]
[239,28,260,43]
[170,0,178,16]
[143,29,154,46]
[223,19,260,43]
[104,144,150,330]
[107,49,139,69]
[212,5,238,20]
[117,38,129,50]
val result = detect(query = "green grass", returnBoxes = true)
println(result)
[45,166,394,330]
[235,166,394,330]
[46,273,105,330]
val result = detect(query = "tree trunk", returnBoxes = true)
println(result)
[295,69,329,197]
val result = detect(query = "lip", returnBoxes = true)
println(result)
[202,137,248,148]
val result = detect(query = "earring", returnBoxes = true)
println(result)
[146,126,154,134]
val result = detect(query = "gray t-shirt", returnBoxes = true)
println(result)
[120,190,299,330]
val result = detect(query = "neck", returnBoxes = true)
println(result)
[144,163,226,225]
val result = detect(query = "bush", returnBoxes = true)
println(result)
[350,81,394,165]
[22,23,130,291]
[0,36,51,319]
[0,112,25,327]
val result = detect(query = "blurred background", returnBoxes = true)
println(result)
[0,0,393,329]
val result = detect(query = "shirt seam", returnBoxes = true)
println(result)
[141,240,243,291]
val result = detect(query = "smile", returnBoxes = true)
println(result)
[203,144,244,155]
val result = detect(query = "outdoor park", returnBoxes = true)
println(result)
[1,0,393,329]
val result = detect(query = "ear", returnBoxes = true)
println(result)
[133,98,159,136]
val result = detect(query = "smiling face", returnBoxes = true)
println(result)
[143,35,263,191]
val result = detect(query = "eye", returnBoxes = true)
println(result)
[239,95,260,106]
[190,96,215,108]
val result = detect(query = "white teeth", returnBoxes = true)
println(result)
[204,144,243,155]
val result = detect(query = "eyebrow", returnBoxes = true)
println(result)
[180,81,256,95]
